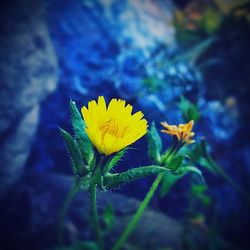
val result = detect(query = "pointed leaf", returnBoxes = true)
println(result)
[70,100,94,165]
[103,149,126,174]
[60,128,88,176]
[75,135,95,166]
[188,140,218,174]
[104,165,167,189]
[173,37,216,64]
[160,166,205,197]
[160,172,182,197]
[177,166,205,184]
[147,122,162,163]
[198,157,217,173]
[168,155,184,170]
[179,96,200,122]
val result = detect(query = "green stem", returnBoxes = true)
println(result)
[112,173,164,250]
[58,182,80,246]
[90,184,104,249]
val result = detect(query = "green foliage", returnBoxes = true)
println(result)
[103,149,127,174]
[190,139,250,205]
[167,155,184,170]
[191,184,211,207]
[160,172,182,197]
[103,203,115,230]
[55,241,99,250]
[191,184,206,194]
[60,128,89,176]
[177,166,205,184]
[201,7,222,34]
[188,139,219,174]
[70,100,94,166]
[147,122,162,164]
[143,77,165,92]
[179,96,200,122]
[104,166,168,189]
[173,37,216,64]
[78,173,93,190]
[160,165,205,197]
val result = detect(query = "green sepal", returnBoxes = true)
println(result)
[147,122,162,164]
[160,147,174,165]
[70,100,94,165]
[160,165,205,197]
[103,165,167,189]
[103,148,126,174]
[60,128,89,176]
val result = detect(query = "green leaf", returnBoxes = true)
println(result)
[55,240,99,250]
[103,203,115,230]
[103,148,126,174]
[188,143,203,162]
[191,184,207,195]
[70,100,94,165]
[173,37,216,64]
[188,140,218,174]
[168,155,184,170]
[177,166,205,184]
[147,122,162,163]
[75,135,95,167]
[160,166,205,197]
[143,77,165,92]
[190,140,250,206]
[104,165,167,189]
[60,128,88,176]
[191,184,211,206]
[77,241,99,250]
[199,194,212,206]
[179,96,200,122]
[198,157,217,173]
[160,171,183,197]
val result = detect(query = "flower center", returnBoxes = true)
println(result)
[99,119,128,139]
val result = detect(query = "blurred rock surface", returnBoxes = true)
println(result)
[0,0,58,197]
[0,173,206,250]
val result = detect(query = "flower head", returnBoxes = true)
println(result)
[81,96,148,156]
[160,120,195,144]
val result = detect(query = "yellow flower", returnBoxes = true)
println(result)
[81,96,148,156]
[160,120,195,144]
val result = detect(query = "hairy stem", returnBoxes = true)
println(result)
[112,173,164,250]
[90,184,103,249]
[58,182,80,246]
